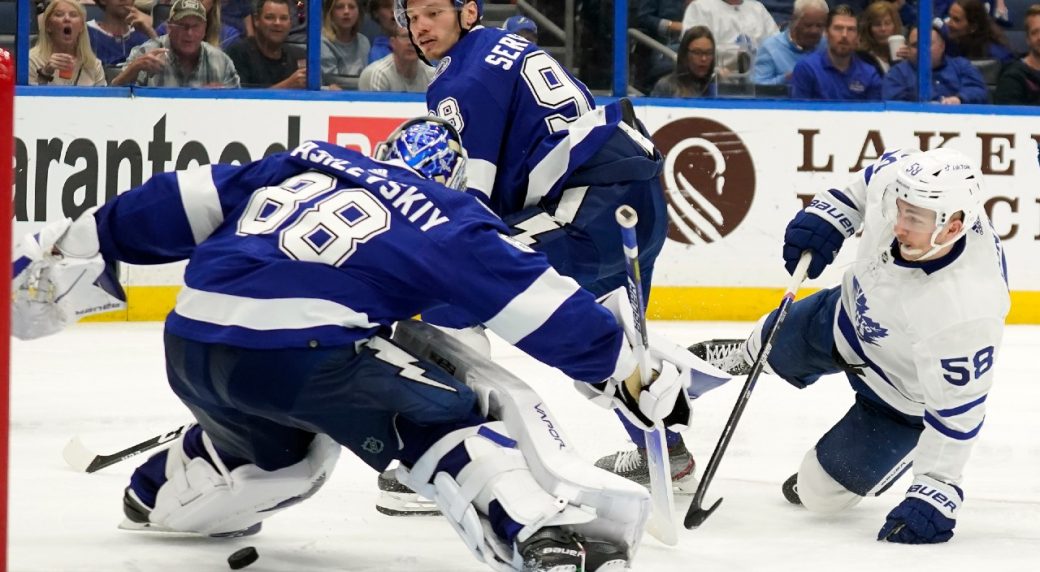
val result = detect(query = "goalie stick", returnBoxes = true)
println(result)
[616,205,678,546]
[63,424,191,473]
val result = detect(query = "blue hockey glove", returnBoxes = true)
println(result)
[783,189,861,279]
[878,475,963,544]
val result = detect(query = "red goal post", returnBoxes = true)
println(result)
[0,47,14,572]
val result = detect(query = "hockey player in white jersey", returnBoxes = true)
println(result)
[706,147,1009,543]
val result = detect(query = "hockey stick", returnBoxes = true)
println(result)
[63,423,191,473]
[616,205,678,546]
[683,252,811,529]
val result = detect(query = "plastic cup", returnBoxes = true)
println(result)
[888,35,906,61]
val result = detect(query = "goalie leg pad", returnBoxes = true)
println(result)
[147,430,339,536]
[393,320,650,561]
[796,447,863,514]
[399,422,597,570]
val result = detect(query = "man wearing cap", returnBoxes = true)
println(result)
[111,0,240,87]
[501,15,537,44]
[358,25,434,92]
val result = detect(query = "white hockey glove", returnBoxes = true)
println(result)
[574,288,693,432]
[11,211,126,340]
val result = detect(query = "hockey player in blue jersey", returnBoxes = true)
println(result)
[388,0,694,503]
[699,147,1009,544]
[11,118,703,571]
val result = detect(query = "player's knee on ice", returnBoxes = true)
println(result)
[796,448,863,514]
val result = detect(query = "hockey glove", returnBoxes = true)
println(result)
[12,211,125,340]
[783,189,861,279]
[878,475,962,544]
[573,288,693,432]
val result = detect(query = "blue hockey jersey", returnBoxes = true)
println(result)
[427,27,636,215]
[90,141,634,384]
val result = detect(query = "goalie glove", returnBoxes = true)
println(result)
[11,211,126,340]
[573,288,693,432]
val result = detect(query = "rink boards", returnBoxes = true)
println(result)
[11,93,1040,322]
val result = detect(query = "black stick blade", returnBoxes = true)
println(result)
[684,497,723,529]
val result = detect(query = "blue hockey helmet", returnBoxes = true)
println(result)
[394,0,483,29]
[374,116,468,191]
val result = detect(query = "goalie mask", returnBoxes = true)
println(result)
[374,116,468,191]
[883,147,982,261]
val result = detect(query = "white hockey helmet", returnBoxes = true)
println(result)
[884,147,983,259]
[394,0,484,29]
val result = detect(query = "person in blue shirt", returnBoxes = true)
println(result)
[753,0,829,86]
[12,117,695,572]
[884,23,989,104]
[392,0,685,491]
[791,4,884,100]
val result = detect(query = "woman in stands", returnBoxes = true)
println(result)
[30,0,106,85]
[155,0,241,49]
[858,0,905,75]
[945,0,1015,62]
[651,26,717,98]
[320,0,371,83]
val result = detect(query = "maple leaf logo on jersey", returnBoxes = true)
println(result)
[853,277,888,346]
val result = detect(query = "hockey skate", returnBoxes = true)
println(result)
[593,438,698,494]
[688,338,752,376]
[374,467,439,516]
[782,473,802,505]
[519,527,627,572]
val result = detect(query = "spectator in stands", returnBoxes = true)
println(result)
[30,0,107,85]
[156,0,241,49]
[858,0,905,74]
[111,0,240,87]
[221,0,255,37]
[320,0,370,82]
[365,0,397,63]
[791,4,883,99]
[502,15,538,43]
[682,0,779,52]
[883,22,988,103]
[638,0,685,47]
[226,0,306,87]
[86,0,156,65]
[945,0,1014,62]
[753,0,828,86]
[651,25,717,97]
[994,4,1040,104]
[358,25,433,91]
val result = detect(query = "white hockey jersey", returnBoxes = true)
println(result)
[829,149,1010,490]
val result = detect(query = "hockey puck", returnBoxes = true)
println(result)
[228,546,259,570]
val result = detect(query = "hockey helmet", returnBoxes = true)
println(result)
[884,147,983,259]
[374,116,468,191]
[394,0,483,29]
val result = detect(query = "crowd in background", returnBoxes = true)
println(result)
[622,0,1040,104]
[6,0,1040,104]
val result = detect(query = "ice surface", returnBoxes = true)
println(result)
[10,322,1040,571]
